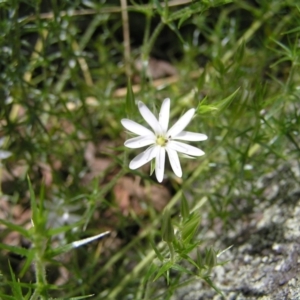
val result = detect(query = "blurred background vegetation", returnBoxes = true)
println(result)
[0,0,300,299]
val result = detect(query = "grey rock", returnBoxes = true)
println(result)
[172,161,300,299]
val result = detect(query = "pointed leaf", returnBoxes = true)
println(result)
[27,175,38,226]
[180,193,190,222]
[19,252,35,278]
[161,210,174,243]
[215,87,240,114]
[197,88,240,115]
[0,243,30,257]
[150,159,155,176]
[181,212,201,244]
[0,219,31,238]
[235,40,245,62]
[65,295,94,300]
[143,263,157,284]
[172,263,194,275]
[149,239,163,262]
[8,261,24,298]
[153,261,174,281]
[47,231,110,258]
[203,275,224,296]
[178,11,191,28]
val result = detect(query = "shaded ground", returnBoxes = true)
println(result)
[173,160,300,300]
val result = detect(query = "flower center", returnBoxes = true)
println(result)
[156,136,168,147]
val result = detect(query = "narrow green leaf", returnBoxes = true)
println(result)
[8,261,24,298]
[52,295,94,300]
[203,275,224,296]
[153,0,163,14]
[161,210,174,243]
[196,248,204,268]
[212,57,225,74]
[181,212,201,244]
[197,88,240,115]
[153,261,173,281]
[150,159,155,176]
[24,289,32,300]
[205,247,217,269]
[47,231,110,258]
[0,219,31,238]
[177,241,201,255]
[167,22,185,44]
[178,11,191,28]
[47,221,83,236]
[215,87,240,114]
[0,243,30,257]
[0,293,16,300]
[126,78,135,118]
[143,263,157,284]
[19,252,35,278]
[235,40,245,62]
[172,263,194,275]
[282,26,300,34]
[27,175,38,226]
[180,193,190,222]
[180,253,200,270]
[149,239,164,261]
[39,181,45,219]
[217,245,233,258]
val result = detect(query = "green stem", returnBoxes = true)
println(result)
[142,21,165,61]
[142,274,153,300]
[30,231,47,300]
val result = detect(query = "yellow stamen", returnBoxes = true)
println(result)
[156,136,167,146]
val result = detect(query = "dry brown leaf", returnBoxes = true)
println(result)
[134,57,178,82]
[113,176,171,215]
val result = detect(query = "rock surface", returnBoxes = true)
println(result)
[173,161,300,299]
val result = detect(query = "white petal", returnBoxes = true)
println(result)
[173,131,207,141]
[0,150,12,159]
[124,135,155,149]
[138,101,162,134]
[167,108,195,137]
[121,119,154,136]
[129,146,158,169]
[155,147,165,183]
[166,147,182,177]
[159,98,170,133]
[168,141,205,156]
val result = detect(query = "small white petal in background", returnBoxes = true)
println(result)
[0,151,12,159]
[121,98,207,183]
[0,137,12,160]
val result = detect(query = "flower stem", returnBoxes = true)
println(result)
[29,229,48,300]
[142,21,165,61]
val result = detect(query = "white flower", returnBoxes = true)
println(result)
[121,98,207,182]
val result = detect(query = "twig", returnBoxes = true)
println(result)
[120,0,132,78]
[22,0,193,22]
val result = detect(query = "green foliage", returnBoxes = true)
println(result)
[0,0,300,299]
[197,88,240,115]
[161,209,175,243]
[144,196,225,298]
